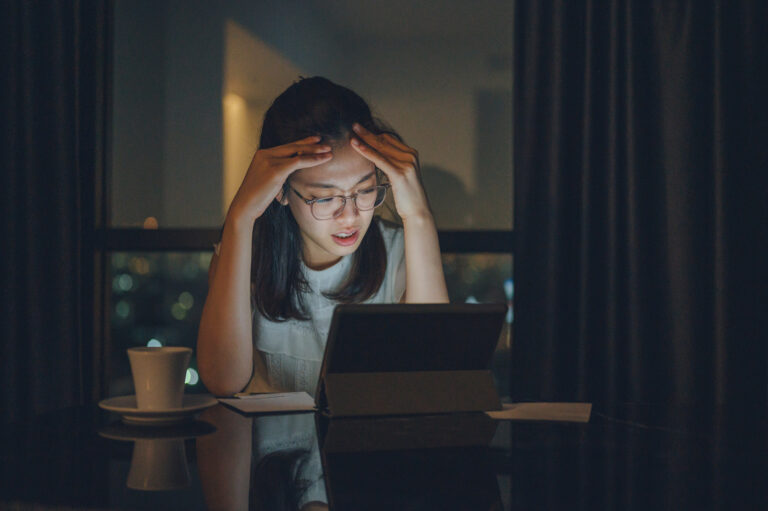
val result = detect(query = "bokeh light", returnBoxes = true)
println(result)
[147,338,162,347]
[142,216,159,229]
[198,253,213,269]
[185,368,199,385]
[115,300,130,319]
[171,303,187,320]
[504,278,514,300]
[178,291,194,309]
[117,274,134,291]
[129,256,150,275]
[113,253,129,269]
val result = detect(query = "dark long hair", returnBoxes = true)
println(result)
[252,76,394,321]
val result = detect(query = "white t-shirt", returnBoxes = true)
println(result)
[242,219,406,396]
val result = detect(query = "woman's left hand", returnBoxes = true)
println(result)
[349,123,431,221]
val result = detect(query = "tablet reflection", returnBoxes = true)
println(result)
[318,413,503,511]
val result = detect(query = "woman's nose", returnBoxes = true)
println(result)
[336,197,360,220]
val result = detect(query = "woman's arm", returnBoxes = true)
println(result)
[350,123,448,303]
[401,212,448,303]
[197,206,258,396]
[197,136,333,396]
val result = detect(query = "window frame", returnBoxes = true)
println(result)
[99,228,513,253]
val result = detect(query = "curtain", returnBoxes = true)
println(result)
[1,1,109,421]
[512,1,768,406]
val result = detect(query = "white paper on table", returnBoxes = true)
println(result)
[485,402,592,423]
[218,392,316,414]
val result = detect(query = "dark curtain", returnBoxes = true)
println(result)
[512,1,768,406]
[1,1,109,421]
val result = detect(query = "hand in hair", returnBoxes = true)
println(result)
[349,123,431,221]
[350,122,448,303]
[230,135,332,222]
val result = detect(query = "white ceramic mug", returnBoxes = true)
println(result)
[127,346,192,410]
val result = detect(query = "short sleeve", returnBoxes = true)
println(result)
[381,221,406,302]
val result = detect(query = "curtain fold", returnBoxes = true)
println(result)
[1,0,108,421]
[513,0,768,406]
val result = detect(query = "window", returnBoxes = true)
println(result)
[107,252,512,397]
[106,0,513,397]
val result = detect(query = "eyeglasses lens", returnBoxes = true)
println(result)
[312,197,343,219]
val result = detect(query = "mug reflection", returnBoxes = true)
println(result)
[98,420,215,492]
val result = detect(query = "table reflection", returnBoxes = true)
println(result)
[1,403,766,509]
[197,405,329,511]
[197,406,503,510]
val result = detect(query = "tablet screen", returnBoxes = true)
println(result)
[323,304,507,374]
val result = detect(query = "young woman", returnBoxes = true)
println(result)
[197,77,448,397]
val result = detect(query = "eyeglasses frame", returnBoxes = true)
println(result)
[288,181,391,220]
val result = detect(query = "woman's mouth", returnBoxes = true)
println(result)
[331,229,360,246]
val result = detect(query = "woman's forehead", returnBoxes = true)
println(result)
[292,144,375,188]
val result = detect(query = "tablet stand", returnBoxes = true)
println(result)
[317,369,501,417]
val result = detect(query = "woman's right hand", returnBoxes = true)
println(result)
[229,135,333,222]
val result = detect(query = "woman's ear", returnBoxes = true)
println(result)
[275,189,289,206]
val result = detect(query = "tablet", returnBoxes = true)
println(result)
[315,303,508,416]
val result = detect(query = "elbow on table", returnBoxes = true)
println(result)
[198,356,251,397]
[200,371,250,397]
[196,330,253,397]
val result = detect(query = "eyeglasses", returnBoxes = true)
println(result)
[289,183,391,220]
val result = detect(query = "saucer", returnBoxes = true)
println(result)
[98,419,216,441]
[99,394,218,425]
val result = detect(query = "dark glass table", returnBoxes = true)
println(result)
[1,402,766,510]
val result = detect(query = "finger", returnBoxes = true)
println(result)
[381,132,416,155]
[269,135,324,156]
[285,151,334,171]
[378,135,418,164]
[294,135,322,145]
[351,123,388,150]
[350,138,398,174]
[351,136,414,168]
[270,141,331,157]
[349,131,403,160]
[352,124,412,161]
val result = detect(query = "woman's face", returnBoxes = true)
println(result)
[284,139,377,270]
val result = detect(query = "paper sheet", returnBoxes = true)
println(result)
[219,392,316,414]
[485,402,592,423]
